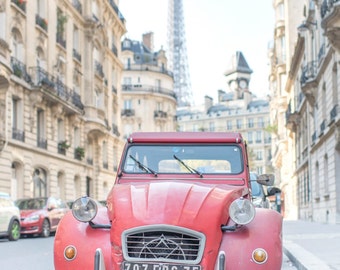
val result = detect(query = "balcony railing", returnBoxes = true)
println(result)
[330,104,338,124]
[56,33,66,49]
[300,61,318,85]
[12,128,25,142]
[121,109,135,117]
[36,14,48,31]
[73,49,82,62]
[72,0,82,15]
[108,0,125,24]
[37,137,47,149]
[321,0,340,18]
[94,61,104,78]
[125,63,173,77]
[154,110,168,118]
[111,43,118,56]
[11,0,26,12]
[10,57,31,82]
[112,123,120,136]
[30,66,84,111]
[122,84,176,99]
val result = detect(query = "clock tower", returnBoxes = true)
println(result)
[224,51,253,99]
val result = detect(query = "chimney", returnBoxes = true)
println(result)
[142,32,154,52]
[204,95,213,112]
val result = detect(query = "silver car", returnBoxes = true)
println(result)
[0,192,21,241]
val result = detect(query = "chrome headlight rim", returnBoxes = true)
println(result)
[72,197,98,222]
[229,197,255,225]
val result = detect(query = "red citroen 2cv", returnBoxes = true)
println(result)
[54,132,282,269]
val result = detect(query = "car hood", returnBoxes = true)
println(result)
[20,209,44,218]
[107,181,248,266]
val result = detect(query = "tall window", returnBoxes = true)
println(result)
[332,64,338,106]
[37,0,46,17]
[315,162,320,199]
[36,47,46,69]
[226,120,232,130]
[324,155,329,196]
[32,168,47,197]
[102,141,108,168]
[11,28,24,61]
[57,119,65,142]
[37,109,46,148]
[236,119,242,129]
[74,127,80,147]
[124,99,132,110]
[73,25,80,53]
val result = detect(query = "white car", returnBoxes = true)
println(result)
[0,192,21,241]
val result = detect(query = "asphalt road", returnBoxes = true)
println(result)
[0,235,296,270]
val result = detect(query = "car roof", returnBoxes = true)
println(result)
[127,132,244,143]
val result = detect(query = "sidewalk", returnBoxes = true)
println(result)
[283,219,340,270]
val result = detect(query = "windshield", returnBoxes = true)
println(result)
[123,144,243,175]
[16,198,47,210]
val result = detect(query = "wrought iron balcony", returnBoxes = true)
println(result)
[321,0,340,53]
[37,137,47,149]
[154,110,168,118]
[111,43,118,56]
[121,109,135,117]
[285,101,299,132]
[73,49,81,62]
[95,61,104,78]
[329,104,338,125]
[319,119,326,137]
[124,63,173,77]
[11,0,26,12]
[30,66,84,111]
[122,84,176,99]
[10,57,31,82]
[72,0,82,15]
[35,14,48,31]
[108,0,125,24]
[311,131,317,145]
[56,33,66,49]
[112,123,120,136]
[300,61,318,106]
[12,128,25,142]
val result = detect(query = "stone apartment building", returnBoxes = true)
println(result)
[270,0,340,223]
[0,0,126,201]
[177,51,273,179]
[120,32,177,137]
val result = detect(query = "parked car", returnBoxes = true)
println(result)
[0,192,20,241]
[250,172,281,208]
[54,132,283,270]
[15,197,69,237]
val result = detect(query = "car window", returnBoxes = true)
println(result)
[16,198,47,210]
[0,197,13,208]
[123,144,243,175]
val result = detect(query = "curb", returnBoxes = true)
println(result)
[283,240,333,270]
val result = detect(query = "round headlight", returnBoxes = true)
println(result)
[229,198,255,225]
[72,197,98,222]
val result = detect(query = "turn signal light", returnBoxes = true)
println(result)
[252,248,267,264]
[64,245,77,261]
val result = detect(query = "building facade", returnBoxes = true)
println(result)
[177,52,273,177]
[120,33,177,138]
[270,0,340,223]
[0,0,126,201]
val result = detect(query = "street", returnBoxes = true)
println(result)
[0,235,296,270]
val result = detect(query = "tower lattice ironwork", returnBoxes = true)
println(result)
[167,0,193,107]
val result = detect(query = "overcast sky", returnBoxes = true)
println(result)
[119,0,274,105]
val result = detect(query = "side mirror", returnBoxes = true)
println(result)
[267,186,281,196]
[257,174,275,186]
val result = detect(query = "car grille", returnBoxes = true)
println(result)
[122,225,205,264]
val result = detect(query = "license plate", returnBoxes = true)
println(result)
[122,261,201,270]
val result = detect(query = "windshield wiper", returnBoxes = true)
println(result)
[173,155,203,178]
[129,155,158,177]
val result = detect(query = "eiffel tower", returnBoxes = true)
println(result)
[167,0,193,107]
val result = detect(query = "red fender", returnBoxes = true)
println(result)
[54,209,112,270]
[217,208,282,269]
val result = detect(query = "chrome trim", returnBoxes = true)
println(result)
[94,248,106,270]
[122,224,206,264]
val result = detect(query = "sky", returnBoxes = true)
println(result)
[119,0,274,105]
